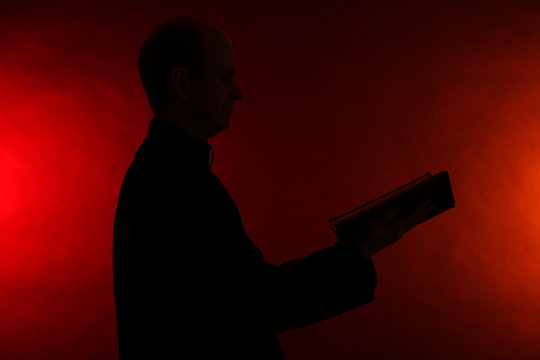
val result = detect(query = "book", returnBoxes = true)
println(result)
[328,171,455,242]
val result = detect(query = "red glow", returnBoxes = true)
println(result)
[1,1,540,359]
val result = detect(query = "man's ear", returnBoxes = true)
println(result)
[171,65,188,100]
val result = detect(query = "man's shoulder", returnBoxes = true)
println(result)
[121,141,210,198]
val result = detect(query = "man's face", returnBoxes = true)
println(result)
[185,30,243,138]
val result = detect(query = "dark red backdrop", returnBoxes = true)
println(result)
[1,0,539,359]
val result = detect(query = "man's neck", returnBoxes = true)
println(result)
[153,111,209,144]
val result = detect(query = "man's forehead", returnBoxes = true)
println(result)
[201,28,235,70]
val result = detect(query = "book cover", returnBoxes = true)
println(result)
[329,171,455,242]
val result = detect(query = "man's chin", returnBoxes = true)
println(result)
[210,122,228,137]
[220,118,229,130]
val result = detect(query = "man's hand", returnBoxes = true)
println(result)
[354,198,437,260]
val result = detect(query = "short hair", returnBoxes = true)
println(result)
[137,17,208,111]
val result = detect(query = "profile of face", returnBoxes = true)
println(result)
[171,28,243,139]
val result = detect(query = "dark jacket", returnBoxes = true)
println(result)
[113,117,378,359]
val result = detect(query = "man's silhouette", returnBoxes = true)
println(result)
[113,16,435,359]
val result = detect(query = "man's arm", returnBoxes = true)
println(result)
[251,238,377,333]
[147,172,377,337]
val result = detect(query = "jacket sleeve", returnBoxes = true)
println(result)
[255,238,377,333]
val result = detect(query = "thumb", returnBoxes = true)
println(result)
[370,206,399,232]
[382,206,399,223]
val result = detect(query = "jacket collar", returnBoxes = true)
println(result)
[146,117,214,168]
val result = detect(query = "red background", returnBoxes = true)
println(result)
[1,0,539,359]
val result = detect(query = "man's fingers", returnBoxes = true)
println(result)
[401,198,435,231]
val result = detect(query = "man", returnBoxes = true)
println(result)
[112,16,435,359]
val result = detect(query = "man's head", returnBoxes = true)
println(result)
[138,16,243,141]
